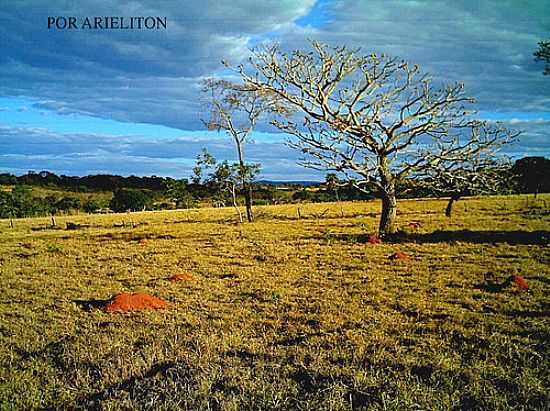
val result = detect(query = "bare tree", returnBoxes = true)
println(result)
[419,157,512,217]
[534,40,550,75]
[193,148,260,222]
[231,41,517,236]
[202,78,284,222]
[211,160,260,223]
[325,173,344,217]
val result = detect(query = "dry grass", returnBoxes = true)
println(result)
[0,195,548,410]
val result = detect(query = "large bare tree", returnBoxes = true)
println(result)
[231,41,516,236]
[202,78,283,222]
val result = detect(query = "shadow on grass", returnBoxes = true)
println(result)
[503,310,550,318]
[74,361,194,409]
[73,299,111,311]
[93,232,177,241]
[475,282,509,293]
[332,230,550,245]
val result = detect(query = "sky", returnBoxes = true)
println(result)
[0,0,549,180]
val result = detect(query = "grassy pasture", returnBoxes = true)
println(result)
[0,195,548,410]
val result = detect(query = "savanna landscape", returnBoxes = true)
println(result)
[0,195,548,410]
[2,1,550,410]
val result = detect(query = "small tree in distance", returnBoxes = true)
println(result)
[211,160,260,222]
[110,189,151,212]
[231,41,517,236]
[325,173,345,217]
[202,79,285,222]
[193,148,260,222]
[165,178,196,209]
[420,157,513,217]
[325,173,341,202]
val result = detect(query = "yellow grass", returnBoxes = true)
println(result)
[0,195,548,410]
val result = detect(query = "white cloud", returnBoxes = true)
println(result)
[0,0,548,176]
[0,125,316,179]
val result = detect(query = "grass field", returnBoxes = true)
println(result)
[0,195,548,410]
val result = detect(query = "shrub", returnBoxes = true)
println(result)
[110,189,152,212]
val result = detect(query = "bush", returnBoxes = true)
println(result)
[110,189,152,212]
[56,196,82,212]
[83,200,101,213]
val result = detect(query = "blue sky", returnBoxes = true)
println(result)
[0,0,549,180]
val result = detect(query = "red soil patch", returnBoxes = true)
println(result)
[408,222,422,229]
[511,275,529,291]
[168,273,194,282]
[389,251,410,261]
[367,234,382,244]
[103,293,168,313]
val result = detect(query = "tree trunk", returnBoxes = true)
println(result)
[378,155,397,237]
[445,193,461,217]
[379,190,397,237]
[243,182,253,222]
[230,184,243,223]
[236,142,253,222]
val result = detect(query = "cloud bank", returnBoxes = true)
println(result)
[0,0,548,178]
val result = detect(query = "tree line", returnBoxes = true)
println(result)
[0,155,547,220]
[0,171,168,192]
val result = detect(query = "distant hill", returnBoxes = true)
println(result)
[256,180,321,187]
[0,171,323,192]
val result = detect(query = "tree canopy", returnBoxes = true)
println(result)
[231,41,516,235]
[534,40,550,75]
[512,156,550,195]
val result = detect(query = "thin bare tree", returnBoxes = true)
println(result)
[210,160,260,223]
[230,41,517,236]
[419,157,512,217]
[325,173,344,217]
[202,78,284,222]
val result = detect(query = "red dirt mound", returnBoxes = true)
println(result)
[367,234,382,244]
[389,251,410,261]
[168,273,194,282]
[103,293,168,313]
[511,275,529,291]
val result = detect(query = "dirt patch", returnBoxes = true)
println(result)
[103,293,168,313]
[511,275,529,291]
[168,273,194,282]
[389,251,410,261]
[367,234,382,244]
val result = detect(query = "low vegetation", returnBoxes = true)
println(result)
[0,195,548,410]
